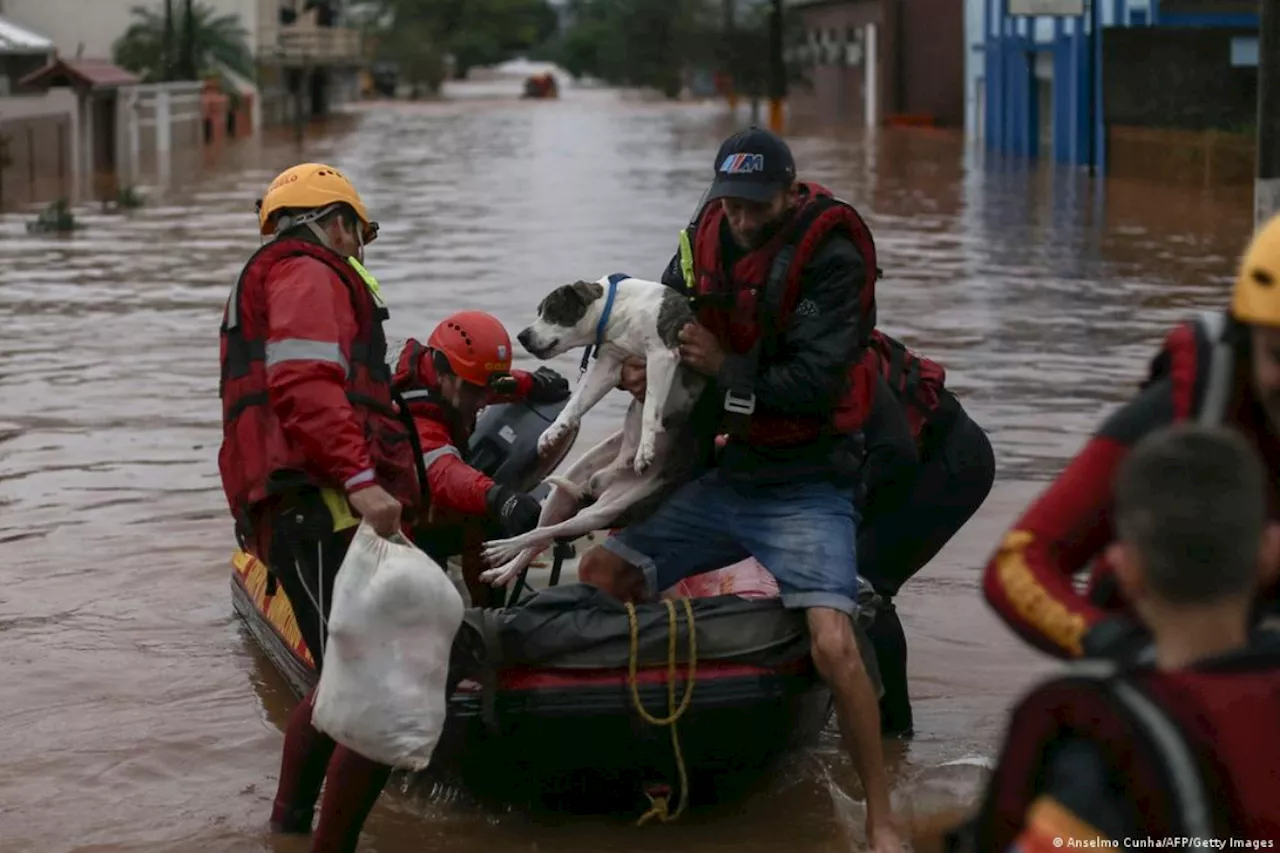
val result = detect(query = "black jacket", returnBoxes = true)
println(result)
[661,215,872,481]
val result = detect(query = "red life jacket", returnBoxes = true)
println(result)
[218,238,420,527]
[954,639,1280,851]
[691,181,879,446]
[1087,310,1280,611]
[1148,309,1236,425]
[867,330,947,443]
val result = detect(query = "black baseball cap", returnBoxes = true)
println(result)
[704,126,797,204]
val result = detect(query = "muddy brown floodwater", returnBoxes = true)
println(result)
[0,85,1258,853]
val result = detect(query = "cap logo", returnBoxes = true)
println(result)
[497,344,508,359]
[719,153,765,174]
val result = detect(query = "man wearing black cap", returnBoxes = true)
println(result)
[576,127,902,851]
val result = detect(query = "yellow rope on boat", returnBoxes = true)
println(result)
[626,596,697,826]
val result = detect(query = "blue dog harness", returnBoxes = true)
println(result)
[578,272,628,377]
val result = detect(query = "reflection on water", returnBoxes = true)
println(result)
[0,84,1255,852]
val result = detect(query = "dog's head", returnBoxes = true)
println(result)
[517,279,607,359]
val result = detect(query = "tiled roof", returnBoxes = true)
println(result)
[19,57,141,90]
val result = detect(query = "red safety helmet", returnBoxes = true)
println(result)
[428,311,516,390]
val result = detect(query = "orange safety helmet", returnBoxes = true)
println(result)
[256,163,379,244]
[428,311,515,388]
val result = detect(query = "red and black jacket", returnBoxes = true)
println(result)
[391,338,539,517]
[663,181,880,451]
[948,633,1280,851]
[218,238,420,548]
[983,311,1280,658]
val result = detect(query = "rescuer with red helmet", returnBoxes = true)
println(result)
[392,309,571,558]
[271,310,570,853]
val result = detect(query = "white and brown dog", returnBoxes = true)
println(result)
[479,273,706,587]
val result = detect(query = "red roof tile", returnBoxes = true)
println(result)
[19,57,141,90]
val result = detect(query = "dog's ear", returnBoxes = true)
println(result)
[570,280,605,303]
[538,280,605,327]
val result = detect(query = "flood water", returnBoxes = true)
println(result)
[0,83,1258,853]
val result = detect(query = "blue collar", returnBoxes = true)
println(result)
[579,272,627,375]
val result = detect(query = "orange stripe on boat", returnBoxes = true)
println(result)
[233,550,314,666]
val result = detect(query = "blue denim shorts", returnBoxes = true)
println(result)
[602,470,861,613]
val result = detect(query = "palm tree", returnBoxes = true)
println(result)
[112,1,255,83]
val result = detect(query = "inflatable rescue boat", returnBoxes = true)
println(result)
[230,399,874,816]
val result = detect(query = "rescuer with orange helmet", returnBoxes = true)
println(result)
[982,213,1280,662]
[219,162,425,851]
[393,310,570,550]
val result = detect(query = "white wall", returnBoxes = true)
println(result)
[0,87,76,120]
[1,0,260,62]
[2,0,129,59]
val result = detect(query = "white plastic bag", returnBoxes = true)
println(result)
[311,520,465,771]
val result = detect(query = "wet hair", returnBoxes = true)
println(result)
[1113,423,1266,605]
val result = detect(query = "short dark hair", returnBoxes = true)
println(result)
[1114,423,1266,605]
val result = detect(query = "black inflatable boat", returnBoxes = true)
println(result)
[230,398,874,816]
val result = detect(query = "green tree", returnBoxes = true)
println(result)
[374,18,448,97]
[546,0,716,97]
[544,0,805,100]
[112,1,255,83]
[374,0,560,88]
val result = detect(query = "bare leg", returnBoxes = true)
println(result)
[806,607,903,853]
[577,544,651,602]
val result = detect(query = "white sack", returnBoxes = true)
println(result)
[311,521,465,771]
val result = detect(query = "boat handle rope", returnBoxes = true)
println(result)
[625,597,697,826]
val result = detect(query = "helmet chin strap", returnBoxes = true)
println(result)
[264,203,353,256]
[305,220,334,249]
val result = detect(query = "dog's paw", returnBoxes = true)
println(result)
[479,560,524,588]
[633,438,656,474]
[537,419,576,456]
[481,539,521,568]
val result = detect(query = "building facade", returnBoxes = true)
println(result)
[0,14,75,208]
[964,0,1259,174]
[786,0,965,129]
[255,0,367,127]
[0,0,369,134]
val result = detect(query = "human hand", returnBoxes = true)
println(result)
[677,322,725,376]
[347,484,402,537]
[486,484,542,537]
[528,366,570,403]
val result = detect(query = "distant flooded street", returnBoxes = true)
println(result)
[0,82,1257,852]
